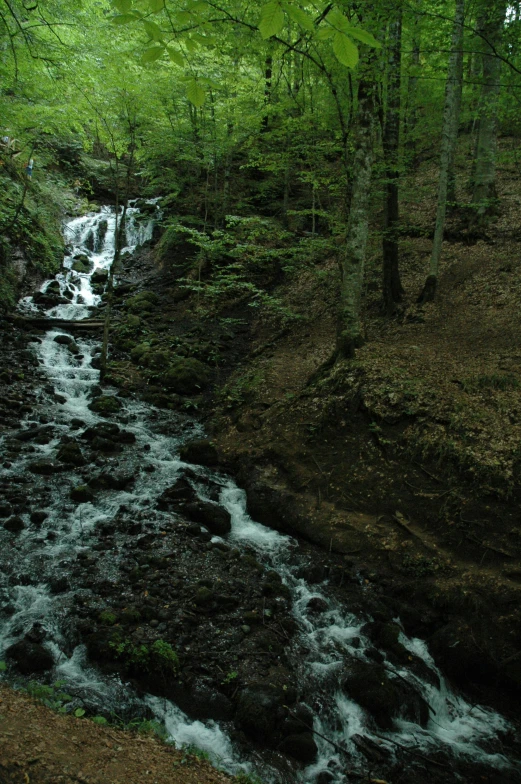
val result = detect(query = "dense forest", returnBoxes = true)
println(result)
[2,1,521,783]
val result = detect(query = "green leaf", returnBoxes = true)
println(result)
[259,1,284,39]
[328,7,351,33]
[167,47,184,66]
[74,708,86,718]
[112,13,138,24]
[141,45,164,63]
[144,20,163,41]
[282,3,313,31]
[176,11,192,24]
[186,78,206,107]
[316,26,335,40]
[113,0,132,12]
[185,38,198,52]
[148,0,164,11]
[0,661,6,672]
[332,31,359,68]
[344,26,381,48]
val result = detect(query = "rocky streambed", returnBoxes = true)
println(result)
[0,206,520,784]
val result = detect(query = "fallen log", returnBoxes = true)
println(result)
[4,315,104,331]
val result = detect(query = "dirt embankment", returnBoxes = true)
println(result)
[0,684,233,784]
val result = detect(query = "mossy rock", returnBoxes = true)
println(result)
[70,485,95,503]
[130,342,152,364]
[57,441,86,466]
[142,348,174,370]
[161,358,210,395]
[72,258,93,274]
[88,395,122,415]
[125,291,159,314]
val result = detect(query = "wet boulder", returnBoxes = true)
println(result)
[91,268,109,285]
[179,439,219,467]
[4,515,25,533]
[156,477,196,509]
[161,358,210,395]
[57,440,86,466]
[70,485,95,503]
[342,659,429,730]
[54,334,75,346]
[30,510,48,525]
[5,640,54,674]
[28,460,64,476]
[279,733,318,764]
[0,502,13,518]
[88,395,122,415]
[89,472,134,491]
[183,500,231,536]
[235,683,284,741]
[71,256,93,274]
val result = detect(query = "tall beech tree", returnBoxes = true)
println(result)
[470,0,508,229]
[419,0,465,303]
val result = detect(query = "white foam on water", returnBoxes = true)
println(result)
[220,482,291,554]
[146,694,247,774]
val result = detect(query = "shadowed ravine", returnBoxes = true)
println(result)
[1,205,520,784]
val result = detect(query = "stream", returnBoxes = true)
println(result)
[1,205,520,783]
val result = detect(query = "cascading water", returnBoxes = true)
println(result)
[1,204,520,783]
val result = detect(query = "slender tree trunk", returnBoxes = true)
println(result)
[382,8,405,315]
[404,4,422,166]
[261,53,273,131]
[446,50,464,207]
[337,79,377,357]
[469,0,507,229]
[418,0,465,304]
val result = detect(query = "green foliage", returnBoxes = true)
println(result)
[221,670,238,685]
[0,661,7,672]
[219,370,264,409]
[233,772,265,784]
[179,743,211,761]
[109,634,179,673]
[99,610,118,625]
[461,374,520,393]
[23,681,74,714]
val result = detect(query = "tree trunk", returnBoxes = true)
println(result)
[404,4,422,166]
[469,1,507,229]
[418,0,465,304]
[446,49,464,208]
[261,54,273,131]
[382,8,405,315]
[337,79,377,357]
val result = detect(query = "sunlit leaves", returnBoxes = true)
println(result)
[113,0,132,12]
[282,2,313,31]
[112,13,139,25]
[167,47,184,66]
[332,32,359,68]
[148,0,165,12]
[259,2,285,39]
[344,27,381,49]
[143,20,163,41]
[186,78,206,107]
[141,45,164,64]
